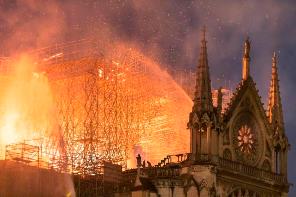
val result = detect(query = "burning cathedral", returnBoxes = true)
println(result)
[114,29,290,196]
[0,27,290,196]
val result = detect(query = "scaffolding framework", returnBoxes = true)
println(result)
[5,142,40,167]
[1,40,165,169]
[0,39,192,196]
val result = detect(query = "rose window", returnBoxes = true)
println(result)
[232,114,262,166]
[237,125,254,154]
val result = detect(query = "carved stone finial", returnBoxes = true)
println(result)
[242,37,251,80]
[202,25,206,41]
[268,51,284,135]
[272,51,277,63]
[244,37,250,58]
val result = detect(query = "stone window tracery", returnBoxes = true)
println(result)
[237,125,255,154]
[232,112,262,166]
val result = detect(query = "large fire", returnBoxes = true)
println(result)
[0,56,57,156]
[0,41,192,173]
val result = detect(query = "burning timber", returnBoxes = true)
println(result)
[0,39,192,196]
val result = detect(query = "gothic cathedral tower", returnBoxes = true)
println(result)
[188,28,290,196]
[188,26,221,160]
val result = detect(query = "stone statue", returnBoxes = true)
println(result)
[136,154,141,167]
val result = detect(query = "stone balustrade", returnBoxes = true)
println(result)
[159,153,287,185]
[218,157,287,185]
[123,153,287,186]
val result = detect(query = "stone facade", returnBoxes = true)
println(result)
[115,29,290,197]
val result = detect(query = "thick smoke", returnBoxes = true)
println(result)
[0,0,65,55]
[1,1,294,85]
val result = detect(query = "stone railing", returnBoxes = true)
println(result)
[158,153,287,185]
[144,166,181,178]
[218,157,287,185]
[122,166,181,179]
[123,153,287,186]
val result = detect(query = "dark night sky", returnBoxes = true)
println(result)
[0,0,296,195]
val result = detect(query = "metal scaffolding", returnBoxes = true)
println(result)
[5,142,40,167]
[43,50,157,169]
[0,39,192,196]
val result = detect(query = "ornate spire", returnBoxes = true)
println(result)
[267,52,284,132]
[242,37,251,80]
[193,26,213,113]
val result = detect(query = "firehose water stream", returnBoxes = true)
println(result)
[0,45,192,196]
